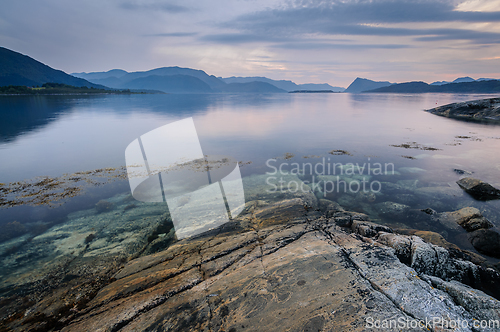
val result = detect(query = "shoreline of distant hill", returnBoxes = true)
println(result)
[0,83,143,95]
[288,90,337,93]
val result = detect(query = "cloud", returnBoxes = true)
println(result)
[203,0,500,45]
[120,1,189,13]
[200,33,294,43]
[273,42,411,50]
[146,32,198,37]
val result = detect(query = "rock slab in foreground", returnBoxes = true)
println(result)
[53,213,500,332]
[2,175,500,331]
[425,97,500,123]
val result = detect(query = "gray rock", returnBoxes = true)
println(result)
[351,219,392,237]
[440,207,493,232]
[453,168,473,176]
[424,275,500,329]
[426,97,500,123]
[376,231,500,299]
[318,198,344,217]
[457,177,500,201]
[468,229,500,258]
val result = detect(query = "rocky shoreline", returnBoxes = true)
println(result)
[425,97,500,123]
[1,174,500,331]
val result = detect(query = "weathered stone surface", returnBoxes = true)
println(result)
[397,228,461,250]
[318,198,345,217]
[378,231,500,299]
[118,232,426,332]
[2,177,500,331]
[457,177,500,201]
[351,219,392,237]
[424,275,500,327]
[426,97,500,123]
[54,221,498,332]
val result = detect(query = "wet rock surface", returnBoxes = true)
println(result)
[1,174,500,331]
[426,97,500,123]
[457,177,500,201]
[469,229,500,258]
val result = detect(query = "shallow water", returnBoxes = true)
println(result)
[1,92,500,284]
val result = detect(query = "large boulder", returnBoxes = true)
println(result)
[426,97,500,122]
[468,229,500,258]
[442,207,493,232]
[457,177,500,201]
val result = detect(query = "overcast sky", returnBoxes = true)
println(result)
[1,0,500,87]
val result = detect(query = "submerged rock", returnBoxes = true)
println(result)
[0,221,27,243]
[95,199,114,213]
[443,207,493,232]
[435,207,500,258]
[468,229,500,258]
[454,168,473,176]
[457,177,500,201]
[374,201,410,219]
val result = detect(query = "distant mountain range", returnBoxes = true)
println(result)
[345,77,500,94]
[73,68,287,93]
[220,76,345,92]
[366,80,500,93]
[73,69,341,93]
[430,76,499,86]
[0,47,104,89]
[2,46,500,95]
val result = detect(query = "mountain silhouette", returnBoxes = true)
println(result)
[0,47,103,88]
[344,78,392,93]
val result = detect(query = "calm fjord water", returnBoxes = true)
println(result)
[1,92,500,242]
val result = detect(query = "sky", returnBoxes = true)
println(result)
[1,0,500,87]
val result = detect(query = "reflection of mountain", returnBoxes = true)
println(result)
[0,47,103,88]
[0,96,70,142]
[0,94,230,143]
